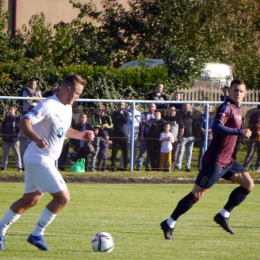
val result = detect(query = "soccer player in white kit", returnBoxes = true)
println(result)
[0,73,94,251]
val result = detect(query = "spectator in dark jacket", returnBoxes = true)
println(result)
[110,102,129,171]
[1,104,22,171]
[144,110,166,171]
[176,103,194,171]
[43,82,59,97]
[147,83,168,113]
[90,105,113,172]
[70,113,95,171]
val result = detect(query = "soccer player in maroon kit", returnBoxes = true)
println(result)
[160,79,253,240]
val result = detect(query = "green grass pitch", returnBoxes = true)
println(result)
[0,183,259,259]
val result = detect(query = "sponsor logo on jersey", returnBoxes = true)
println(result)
[56,127,64,138]
[236,115,242,120]
[220,104,230,113]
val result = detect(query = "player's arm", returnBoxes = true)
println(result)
[66,127,94,141]
[212,120,251,137]
[18,117,48,148]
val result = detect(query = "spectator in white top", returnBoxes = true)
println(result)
[158,122,174,172]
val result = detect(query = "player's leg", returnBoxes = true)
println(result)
[26,161,69,251]
[160,164,221,240]
[160,184,208,240]
[0,191,42,250]
[214,163,254,234]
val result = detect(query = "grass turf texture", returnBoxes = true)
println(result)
[0,183,259,259]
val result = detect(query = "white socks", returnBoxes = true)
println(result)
[32,208,56,236]
[0,209,21,236]
[219,209,230,218]
[167,217,176,228]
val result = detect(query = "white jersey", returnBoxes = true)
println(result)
[24,95,72,161]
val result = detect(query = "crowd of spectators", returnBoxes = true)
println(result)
[0,80,259,173]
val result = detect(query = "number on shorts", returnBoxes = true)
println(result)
[200,176,208,186]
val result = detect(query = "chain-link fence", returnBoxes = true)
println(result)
[0,96,259,172]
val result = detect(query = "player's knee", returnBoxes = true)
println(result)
[23,195,41,208]
[247,178,254,191]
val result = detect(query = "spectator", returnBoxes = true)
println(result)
[243,105,260,171]
[97,131,112,172]
[163,106,184,170]
[71,101,83,128]
[170,92,183,111]
[119,103,141,169]
[91,105,113,172]
[220,85,229,101]
[22,79,42,115]
[20,102,37,171]
[136,103,156,171]
[147,83,168,113]
[176,103,194,172]
[43,82,59,97]
[1,104,22,172]
[197,105,214,170]
[158,122,175,172]
[144,110,166,171]
[110,102,129,171]
[70,113,95,171]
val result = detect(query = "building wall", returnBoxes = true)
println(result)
[2,0,129,34]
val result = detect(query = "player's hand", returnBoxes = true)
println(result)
[82,130,95,141]
[35,138,49,149]
[242,128,252,138]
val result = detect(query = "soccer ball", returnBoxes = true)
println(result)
[91,232,114,253]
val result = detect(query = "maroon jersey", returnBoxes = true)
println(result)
[202,100,243,167]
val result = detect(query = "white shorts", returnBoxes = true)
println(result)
[24,158,67,194]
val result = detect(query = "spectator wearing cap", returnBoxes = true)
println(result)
[20,102,37,170]
[243,105,260,171]
[97,131,112,172]
[43,82,59,97]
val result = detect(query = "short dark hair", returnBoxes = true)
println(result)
[154,109,162,114]
[61,73,87,89]
[230,79,246,89]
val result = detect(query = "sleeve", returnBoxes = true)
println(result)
[159,133,164,141]
[214,103,232,125]
[212,120,242,135]
[170,133,175,143]
[105,115,113,129]
[198,115,204,129]
[25,101,49,125]
[92,115,102,129]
